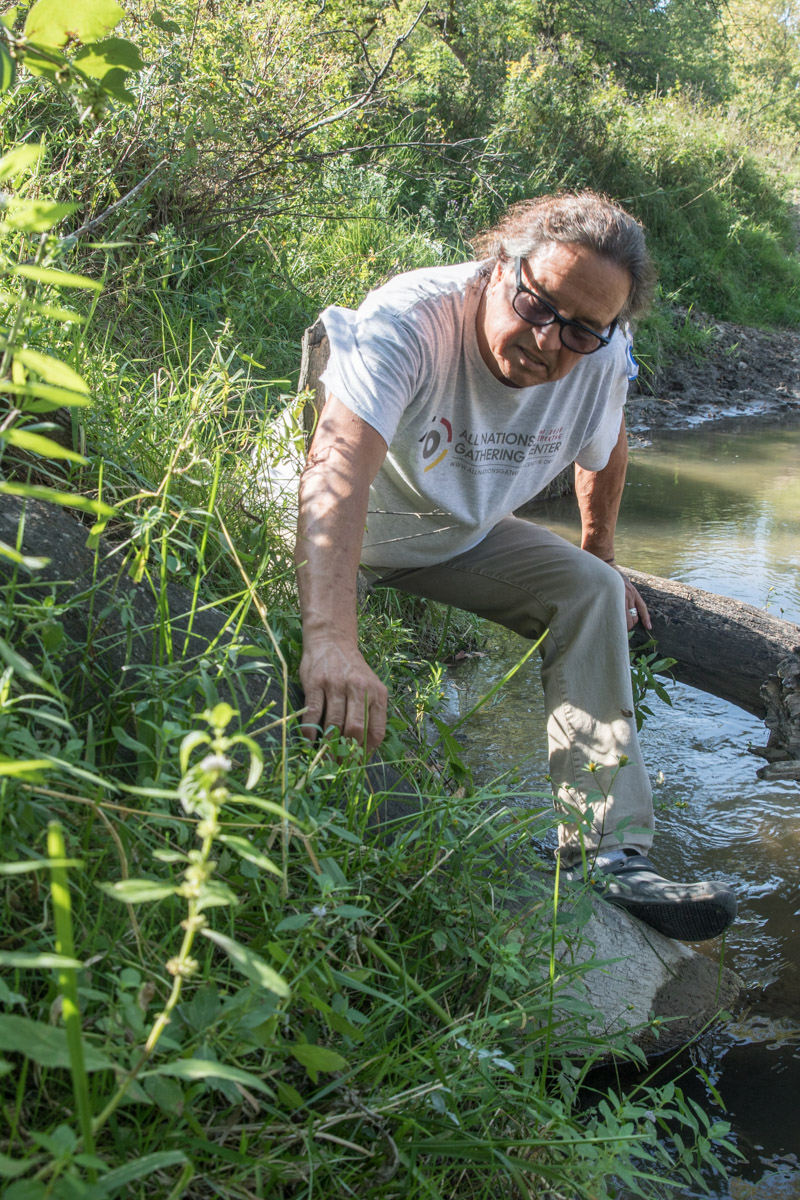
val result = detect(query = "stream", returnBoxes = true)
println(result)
[441,416,800,1197]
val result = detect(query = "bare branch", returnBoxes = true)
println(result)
[66,159,170,242]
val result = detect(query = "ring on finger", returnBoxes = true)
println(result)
[628,607,637,616]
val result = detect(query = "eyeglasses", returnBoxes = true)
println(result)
[512,257,615,355]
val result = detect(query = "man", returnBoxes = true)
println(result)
[295,191,736,941]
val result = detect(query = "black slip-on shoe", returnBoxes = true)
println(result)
[573,850,737,942]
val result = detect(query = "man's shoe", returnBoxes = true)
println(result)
[571,849,737,941]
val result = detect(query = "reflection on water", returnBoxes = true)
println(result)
[444,418,800,1196]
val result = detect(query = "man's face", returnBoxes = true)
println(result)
[476,241,632,388]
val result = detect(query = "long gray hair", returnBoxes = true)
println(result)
[472,191,656,319]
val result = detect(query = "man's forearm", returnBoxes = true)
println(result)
[295,396,388,644]
[575,416,628,562]
[293,397,391,750]
[295,458,368,648]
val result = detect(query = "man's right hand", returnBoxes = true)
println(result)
[298,637,389,754]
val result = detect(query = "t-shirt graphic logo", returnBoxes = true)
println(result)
[420,416,453,472]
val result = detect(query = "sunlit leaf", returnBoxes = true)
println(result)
[73,36,144,79]
[19,47,62,81]
[30,303,87,324]
[0,482,115,517]
[200,928,290,996]
[208,701,235,730]
[0,381,92,409]
[12,349,89,393]
[4,200,77,232]
[0,860,83,875]
[14,264,102,290]
[2,427,87,464]
[24,0,125,46]
[0,757,51,776]
[0,144,43,182]
[0,951,82,969]
[179,729,210,774]
[0,540,49,570]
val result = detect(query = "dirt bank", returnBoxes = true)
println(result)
[627,308,800,435]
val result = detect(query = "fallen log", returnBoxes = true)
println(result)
[624,568,800,780]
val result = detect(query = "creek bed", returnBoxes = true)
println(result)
[441,416,800,1197]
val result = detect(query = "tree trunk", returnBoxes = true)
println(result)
[623,568,800,780]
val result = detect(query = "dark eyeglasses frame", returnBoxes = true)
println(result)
[512,257,615,355]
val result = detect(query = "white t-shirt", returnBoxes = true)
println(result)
[320,261,630,569]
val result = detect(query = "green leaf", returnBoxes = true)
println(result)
[92,65,136,103]
[0,540,49,570]
[111,724,149,754]
[0,634,56,691]
[0,8,20,31]
[179,729,210,774]
[0,42,16,93]
[13,349,89,393]
[24,0,125,46]
[151,10,181,34]
[290,1042,348,1082]
[5,1180,47,1199]
[0,950,82,969]
[144,1058,274,1097]
[208,701,235,730]
[218,834,282,878]
[276,1080,305,1110]
[200,928,290,997]
[0,482,114,517]
[17,48,62,82]
[0,1015,113,1071]
[14,264,102,290]
[98,1150,188,1194]
[2,427,87,464]
[0,381,92,408]
[0,144,43,181]
[73,36,144,79]
[0,757,51,775]
[275,913,312,931]
[0,1151,31,1179]
[4,200,77,233]
[100,879,178,904]
[194,880,238,911]
[31,302,87,324]
[0,859,82,876]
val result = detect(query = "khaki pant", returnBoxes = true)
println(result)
[366,516,654,863]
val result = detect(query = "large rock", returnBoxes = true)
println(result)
[563,900,741,1055]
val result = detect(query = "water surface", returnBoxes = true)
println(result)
[443,417,800,1196]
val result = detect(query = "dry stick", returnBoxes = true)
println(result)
[64,158,169,242]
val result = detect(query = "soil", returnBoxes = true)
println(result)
[625,307,800,437]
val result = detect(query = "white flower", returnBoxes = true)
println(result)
[200,753,232,774]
